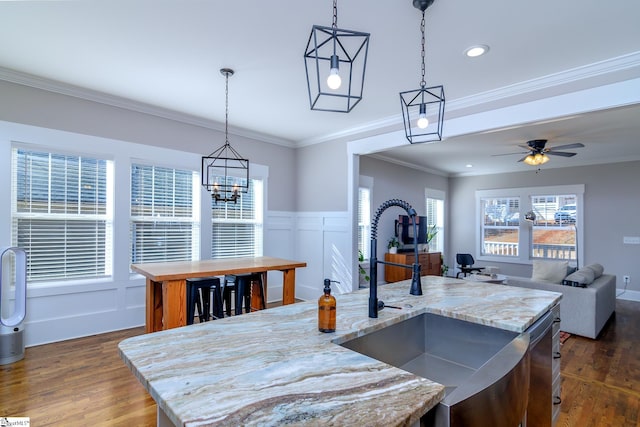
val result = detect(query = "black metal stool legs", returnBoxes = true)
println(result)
[223,273,266,316]
[186,277,223,324]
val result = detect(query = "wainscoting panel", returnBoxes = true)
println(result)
[22,285,140,346]
[264,211,296,303]
[16,209,352,346]
[294,212,351,301]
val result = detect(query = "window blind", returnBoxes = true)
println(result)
[11,148,112,282]
[426,197,444,253]
[358,187,371,259]
[130,164,199,264]
[211,178,263,259]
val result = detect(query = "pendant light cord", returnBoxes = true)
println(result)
[332,0,338,29]
[224,72,230,146]
[420,10,426,88]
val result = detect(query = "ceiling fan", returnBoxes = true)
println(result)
[494,139,585,166]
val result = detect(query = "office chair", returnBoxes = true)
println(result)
[456,253,484,278]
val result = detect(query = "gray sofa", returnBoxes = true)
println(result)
[505,273,616,339]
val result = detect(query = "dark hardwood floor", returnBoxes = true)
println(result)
[1,300,639,426]
[557,300,640,426]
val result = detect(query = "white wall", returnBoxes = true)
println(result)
[296,139,348,212]
[0,80,297,212]
[0,121,303,346]
[359,155,448,283]
[0,119,356,346]
[449,161,640,300]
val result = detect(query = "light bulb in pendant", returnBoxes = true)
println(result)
[417,103,429,129]
[327,55,341,90]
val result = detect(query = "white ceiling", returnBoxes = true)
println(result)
[1,0,639,176]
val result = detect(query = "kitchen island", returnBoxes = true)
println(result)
[119,276,561,426]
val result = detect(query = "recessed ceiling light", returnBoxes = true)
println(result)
[464,45,489,58]
[466,164,473,168]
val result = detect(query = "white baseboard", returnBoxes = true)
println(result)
[25,306,144,347]
[616,289,640,302]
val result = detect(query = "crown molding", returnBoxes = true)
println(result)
[367,153,449,178]
[300,51,640,146]
[0,66,297,148]
[2,51,639,149]
[449,51,640,111]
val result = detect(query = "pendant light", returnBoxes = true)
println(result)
[399,0,445,144]
[304,0,370,113]
[201,68,249,204]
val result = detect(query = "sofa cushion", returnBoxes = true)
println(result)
[532,260,569,284]
[564,268,595,286]
[583,263,604,278]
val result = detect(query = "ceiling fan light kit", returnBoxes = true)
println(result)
[400,0,445,144]
[523,152,550,166]
[494,139,585,167]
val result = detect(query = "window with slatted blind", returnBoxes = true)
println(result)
[130,164,200,264]
[211,178,263,259]
[425,195,444,253]
[358,187,371,259]
[11,147,113,282]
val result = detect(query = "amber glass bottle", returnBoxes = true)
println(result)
[318,279,336,333]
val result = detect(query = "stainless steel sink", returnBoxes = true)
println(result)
[340,313,531,427]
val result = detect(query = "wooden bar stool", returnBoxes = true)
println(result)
[223,273,266,316]
[186,277,223,324]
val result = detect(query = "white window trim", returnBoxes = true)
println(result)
[475,184,584,265]
[11,145,115,284]
[129,162,201,265]
[425,188,446,255]
[358,175,373,261]
[208,163,268,260]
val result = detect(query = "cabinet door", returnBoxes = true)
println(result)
[426,252,442,275]
[384,253,410,282]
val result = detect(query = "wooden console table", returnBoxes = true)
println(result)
[384,251,441,283]
[132,256,307,333]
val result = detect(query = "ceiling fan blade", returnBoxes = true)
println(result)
[517,155,529,162]
[491,151,528,157]
[517,144,531,150]
[546,151,576,157]
[550,142,585,150]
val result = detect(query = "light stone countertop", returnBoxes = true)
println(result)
[119,275,561,427]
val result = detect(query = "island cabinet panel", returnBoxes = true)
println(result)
[385,252,441,282]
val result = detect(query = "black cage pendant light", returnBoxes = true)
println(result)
[201,68,249,203]
[399,0,445,144]
[304,0,370,113]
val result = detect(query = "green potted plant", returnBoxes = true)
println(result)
[441,264,449,276]
[358,250,370,286]
[440,254,448,276]
[424,224,438,252]
[388,236,400,254]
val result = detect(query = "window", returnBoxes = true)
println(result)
[425,195,444,253]
[358,186,371,259]
[211,178,263,259]
[529,194,578,262]
[476,185,584,265]
[130,164,200,264]
[480,196,520,257]
[11,147,113,282]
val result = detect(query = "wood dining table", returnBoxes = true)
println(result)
[132,256,307,333]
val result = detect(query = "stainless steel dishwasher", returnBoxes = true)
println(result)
[524,305,560,427]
